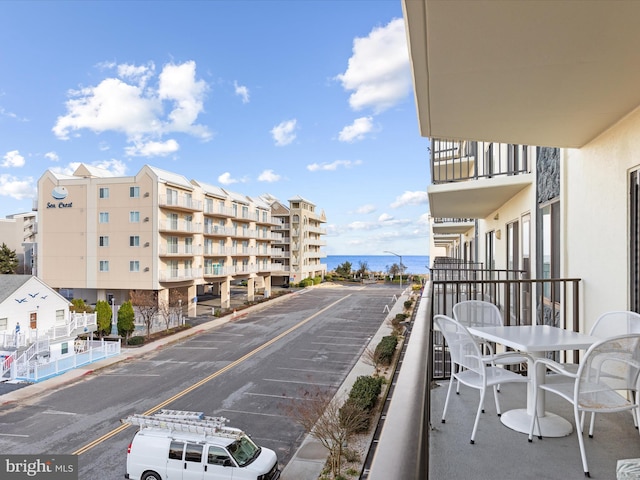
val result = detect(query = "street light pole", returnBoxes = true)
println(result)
[384,250,403,290]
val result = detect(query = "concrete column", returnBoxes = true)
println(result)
[263,276,272,298]
[221,279,231,309]
[158,288,169,306]
[247,278,255,302]
[187,285,197,317]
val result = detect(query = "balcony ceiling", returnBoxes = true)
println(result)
[428,174,533,219]
[402,0,640,148]
[432,221,474,235]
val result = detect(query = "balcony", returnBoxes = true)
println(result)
[367,260,634,480]
[428,140,533,219]
[204,204,235,218]
[158,268,202,282]
[203,246,232,256]
[432,217,474,235]
[203,264,233,277]
[159,194,202,212]
[203,225,234,237]
[160,221,202,234]
[158,245,202,257]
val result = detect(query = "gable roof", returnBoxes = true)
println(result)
[0,275,33,304]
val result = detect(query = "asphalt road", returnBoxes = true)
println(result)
[0,284,400,480]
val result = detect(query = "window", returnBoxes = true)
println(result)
[130,186,140,198]
[130,211,140,223]
[540,201,560,302]
[168,441,184,460]
[184,444,203,463]
[130,261,140,272]
[207,446,231,466]
[99,236,109,247]
[0,318,6,331]
[631,170,640,312]
[130,236,140,247]
[185,237,193,253]
[61,342,68,355]
[166,188,178,205]
[99,260,109,272]
[56,310,65,325]
[99,187,109,199]
[99,212,109,223]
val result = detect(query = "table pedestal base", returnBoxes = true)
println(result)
[501,408,573,437]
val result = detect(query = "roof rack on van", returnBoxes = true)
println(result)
[122,410,244,440]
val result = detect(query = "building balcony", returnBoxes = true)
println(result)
[428,140,533,219]
[160,221,202,234]
[158,245,202,257]
[159,194,202,212]
[203,225,234,237]
[203,204,235,218]
[203,264,233,277]
[158,268,202,282]
[203,246,232,256]
[431,217,475,235]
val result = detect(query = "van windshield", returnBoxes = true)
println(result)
[228,435,261,467]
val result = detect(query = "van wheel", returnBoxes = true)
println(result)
[141,472,162,480]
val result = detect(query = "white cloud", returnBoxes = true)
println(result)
[52,61,211,157]
[390,190,429,208]
[2,150,25,168]
[218,172,238,185]
[338,116,374,142]
[125,139,179,157]
[416,213,431,225]
[355,204,376,214]
[271,119,297,146]
[257,169,280,182]
[0,174,35,199]
[51,159,127,177]
[44,152,59,162]
[378,213,394,222]
[347,221,381,231]
[336,18,411,113]
[307,159,362,172]
[234,81,250,103]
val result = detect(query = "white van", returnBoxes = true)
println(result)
[123,410,280,480]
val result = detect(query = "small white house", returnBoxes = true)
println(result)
[0,275,96,362]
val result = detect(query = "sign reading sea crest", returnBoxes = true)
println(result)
[47,187,72,209]
[0,455,77,479]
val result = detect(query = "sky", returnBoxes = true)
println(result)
[0,0,430,256]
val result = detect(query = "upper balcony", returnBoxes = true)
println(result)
[432,217,474,235]
[159,194,202,212]
[159,221,202,235]
[203,203,235,218]
[428,140,534,219]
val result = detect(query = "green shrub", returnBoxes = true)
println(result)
[395,312,408,322]
[348,375,384,411]
[313,276,322,285]
[299,278,314,287]
[375,335,398,366]
[127,336,144,346]
[404,299,413,310]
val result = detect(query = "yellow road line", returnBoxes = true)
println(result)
[72,294,351,455]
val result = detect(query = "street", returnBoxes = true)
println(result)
[0,284,401,479]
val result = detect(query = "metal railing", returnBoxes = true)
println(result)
[431,139,530,184]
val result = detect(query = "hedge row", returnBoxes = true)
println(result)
[341,375,385,432]
[374,335,398,366]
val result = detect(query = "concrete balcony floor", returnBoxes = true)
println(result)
[429,379,640,479]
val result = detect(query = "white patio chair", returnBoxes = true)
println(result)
[554,311,640,429]
[434,314,529,444]
[453,300,531,390]
[528,333,640,478]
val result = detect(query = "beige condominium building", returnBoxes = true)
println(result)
[36,164,325,317]
[0,212,37,275]
[263,194,327,286]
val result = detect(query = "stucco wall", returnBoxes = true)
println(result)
[564,105,640,329]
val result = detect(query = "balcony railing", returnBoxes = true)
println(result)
[431,139,530,184]
[159,194,202,211]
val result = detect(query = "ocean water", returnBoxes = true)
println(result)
[326,255,430,275]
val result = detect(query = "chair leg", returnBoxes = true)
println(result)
[492,384,502,416]
[574,405,590,478]
[441,375,456,424]
[470,388,486,444]
[588,412,596,438]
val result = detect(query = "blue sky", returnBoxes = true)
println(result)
[0,0,430,255]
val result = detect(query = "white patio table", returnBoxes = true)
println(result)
[467,324,598,437]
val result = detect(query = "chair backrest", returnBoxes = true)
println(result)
[577,333,640,408]
[453,300,503,328]
[434,314,484,374]
[589,311,640,338]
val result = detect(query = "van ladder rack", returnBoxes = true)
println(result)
[122,410,243,440]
